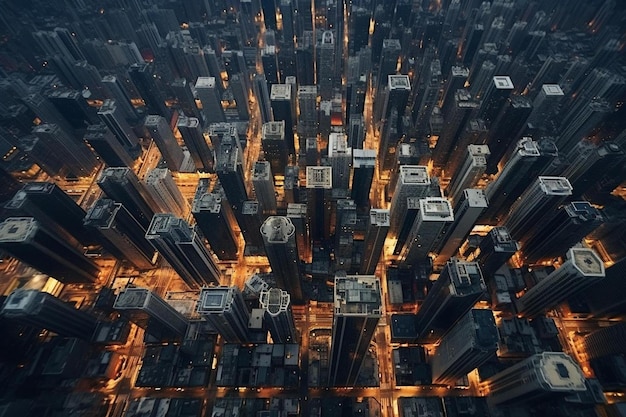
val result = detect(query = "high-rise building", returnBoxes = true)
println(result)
[431,309,498,385]
[177,115,213,172]
[97,99,140,150]
[84,198,156,270]
[328,132,352,192]
[0,217,100,283]
[503,176,573,243]
[306,166,333,242]
[516,247,605,318]
[317,31,336,100]
[351,149,376,211]
[522,201,603,263]
[328,274,382,386]
[435,189,488,266]
[260,216,303,303]
[84,123,135,168]
[445,145,489,205]
[297,85,318,138]
[287,203,309,261]
[191,179,238,261]
[252,161,277,215]
[5,182,98,247]
[486,352,586,406]
[389,166,430,239]
[335,199,356,270]
[360,209,390,275]
[128,63,171,119]
[146,214,221,289]
[253,73,273,124]
[195,76,226,124]
[476,227,519,278]
[284,166,300,205]
[259,288,297,344]
[98,167,161,229]
[262,121,289,176]
[197,286,251,343]
[239,200,266,253]
[1,289,99,339]
[583,322,626,361]
[270,84,295,154]
[170,78,202,121]
[414,258,486,343]
[114,287,189,340]
[214,138,248,212]
[376,39,401,92]
[144,168,186,217]
[401,197,454,265]
[144,115,184,171]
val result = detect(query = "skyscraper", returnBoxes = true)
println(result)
[195,76,226,124]
[144,115,184,171]
[191,179,238,261]
[317,31,336,100]
[259,288,297,344]
[146,214,221,289]
[389,166,431,239]
[583,322,626,361]
[445,144,489,205]
[128,63,171,119]
[0,217,100,283]
[101,75,140,121]
[400,197,454,265]
[262,121,289,176]
[98,167,161,229]
[414,258,486,343]
[260,216,303,303]
[114,287,189,340]
[84,123,135,168]
[98,99,140,150]
[144,168,187,217]
[252,161,277,215]
[516,247,605,318]
[270,84,295,154]
[431,309,498,385]
[476,227,519,278]
[328,274,382,386]
[327,132,352,193]
[360,209,390,275]
[197,286,251,344]
[84,198,156,270]
[1,289,99,339]
[351,149,376,211]
[177,115,213,172]
[486,352,586,406]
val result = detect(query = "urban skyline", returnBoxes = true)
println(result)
[0,0,625,416]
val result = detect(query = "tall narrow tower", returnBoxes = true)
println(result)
[259,288,297,344]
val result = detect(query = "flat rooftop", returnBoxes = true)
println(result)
[0,217,37,242]
[538,176,573,195]
[114,288,150,309]
[568,247,605,277]
[420,198,454,221]
[370,209,390,226]
[197,287,236,313]
[306,166,332,188]
[399,166,430,185]
[334,275,382,316]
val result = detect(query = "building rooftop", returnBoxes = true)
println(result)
[542,84,564,96]
[370,209,390,227]
[388,74,410,90]
[353,149,376,168]
[270,84,292,100]
[114,288,151,309]
[463,189,488,208]
[489,227,519,252]
[334,274,382,316]
[399,165,430,185]
[447,259,486,296]
[197,287,235,313]
[538,176,573,195]
[260,216,295,243]
[241,200,260,215]
[568,247,605,277]
[1,289,41,314]
[262,121,285,140]
[260,288,290,315]
[306,166,332,188]
[492,76,514,89]
[253,161,272,180]
[97,99,117,114]
[420,198,454,221]
[535,352,587,392]
[195,77,217,89]
[0,217,37,242]
[84,199,117,228]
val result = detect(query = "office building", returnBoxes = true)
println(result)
[351,149,376,211]
[195,76,226,124]
[270,84,295,154]
[583,322,626,361]
[376,39,401,92]
[389,166,430,239]
[262,121,289,176]
[527,84,564,130]
[261,216,303,303]
[214,138,248,212]
[414,258,486,343]
[328,274,382,386]
[445,145,489,205]
[259,288,297,344]
[114,288,189,340]
[284,166,300,205]
[191,179,238,261]
[128,63,171,119]
[504,176,573,244]
[486,352,586,406]
[229,73,250,120]
[177,115,213,172]
[431,309,498,385]
[22,93,75,136]
[516,247,605,318]
[435,189,488,267]
[360,209,390,275]
[238,200,266,253]
[144,168,187,217]
[0,217,100,283]
[5,182,98,247]
[252,161,277,215]
[144,115,184,171]
[98,167,161,229]
[253,73,273,124]
[585,258,626,318]
[146,214,220,289]
[287,203,309,261]
[522,201,603,263]
[476,227,519,279]
[479,76,515,123]
[328,132,352,192]
[84,199,156,270]
[170,78,202,121]
[306,166,333,242]
[84,123,135,167]
[97,99,140,150]
[317,31,336,100]
[297,85,318,138]
[335,199,357,270]
[379,75,410,126]
[197,286,251,344]
[31,123,98,177]
[401,197,454,265]
[1,289,99,339]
